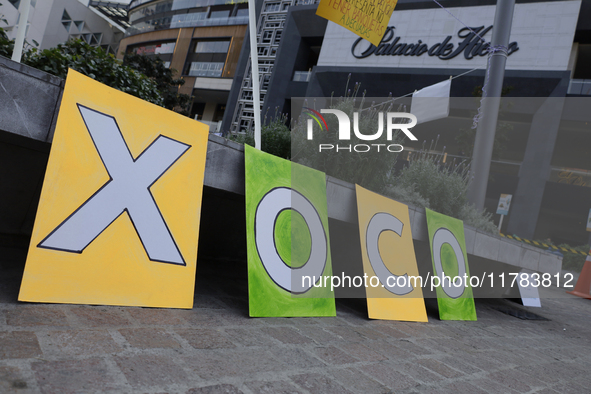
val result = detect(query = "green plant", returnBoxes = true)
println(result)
[383,184,429,210]
[385,147,498,234]
[558,243,589,272]
[458,204,498,234]
[123,53,192,114]
[291,82,403,192]
[23,39,164,106]
[0,5,14,58]
[390,147,469,217]
[229,113,291,159]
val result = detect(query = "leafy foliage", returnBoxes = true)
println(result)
[123,53,191,114]
[458,204,498,234]
[557,243,589,273]
[386,150,498,234]
[23,39,164,106]
[0,34,191,113]
[291,88,403,192]
[0,32,11,58]
[392,155,468,217]
[229,114,291,159]
[0,5,14,58]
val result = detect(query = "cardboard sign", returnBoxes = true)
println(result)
[355,185,427,322]
[425,209,477,321]
[411,79,451,124]
[19,70,209,308]
[496,194,512,216]
[245,145,336,317]
[316,0,398,47]
[517,271,542,308]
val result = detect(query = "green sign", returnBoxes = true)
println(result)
[425,209,477,321]
[245,145,336,317]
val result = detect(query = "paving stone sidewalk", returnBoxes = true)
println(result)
[1,247,590,394]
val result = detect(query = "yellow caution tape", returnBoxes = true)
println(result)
[500,233,588,255]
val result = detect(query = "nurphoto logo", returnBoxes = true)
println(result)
[304,107,418,153]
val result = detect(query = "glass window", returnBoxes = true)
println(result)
[172,0,198,10]
[265,2,280,12]
[210,10,230,19]
[170,12,206,28]
[195,41,230,54]
[236,8,249,17]
[130,41,176,56]
[155,42,176,54]
[187,62,224,77]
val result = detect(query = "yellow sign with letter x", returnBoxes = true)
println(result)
[19,70,208,308]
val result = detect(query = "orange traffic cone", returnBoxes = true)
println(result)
[567,249,591,299]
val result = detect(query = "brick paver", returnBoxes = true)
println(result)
[1,254,590,393]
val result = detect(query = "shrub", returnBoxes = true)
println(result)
[0,11,13,58]
[386,148,498,234]
[122,53,191,114]
[23,39,163,106]
[558,243,589,272]
[458,204,498,234]
[392,154,467,217]
[291,89,404,192]
[229,114,291,159]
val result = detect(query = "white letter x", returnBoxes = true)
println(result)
[38,105,191,266]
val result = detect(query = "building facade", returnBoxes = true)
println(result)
[224,0,318,134]
[0,0,126,54]
[118,0,249,130]
[225,0,591,246]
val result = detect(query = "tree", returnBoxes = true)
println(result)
[123,53,192,115]
[23,39,164,106]
[229,114,291,159]
[0,5,14,58]
[0,33,192,115]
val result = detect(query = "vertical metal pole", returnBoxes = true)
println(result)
[247,0,262,150]
[498,214,504,232]
[11,0,32,63]
[467,0,515,210]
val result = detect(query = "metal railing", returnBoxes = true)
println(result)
[125,15,248,36]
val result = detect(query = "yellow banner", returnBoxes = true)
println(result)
[316,0,398,47]
[355,185,427,322]
[19,70,209,309]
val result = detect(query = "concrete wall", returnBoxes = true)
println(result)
[0,0,124,52]
[203,134,563,279]
[0,56,61,238]
[318,1,581,72]
[0,55,562,277]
